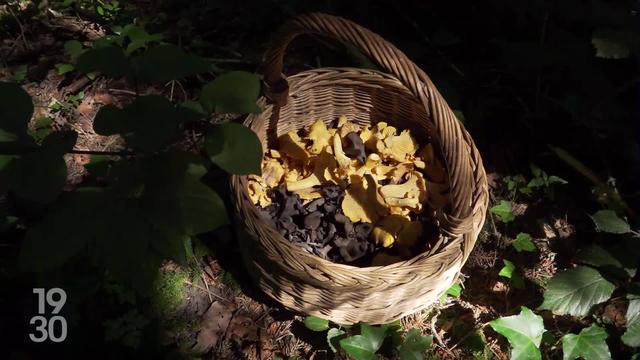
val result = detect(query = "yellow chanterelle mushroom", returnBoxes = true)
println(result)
[306,119,332,154]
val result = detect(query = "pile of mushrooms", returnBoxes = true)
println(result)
[247,116,446,265]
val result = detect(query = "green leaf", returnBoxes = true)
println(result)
[547,176,568,185]
[132,45,210,83]
[200,71,261,114]
[561,324,611,360]
[575,244,634,278]
[64,40,84,61]
[489,307,545,360]
[623,292,640,347]
[327,327,347,352]
[304,316,329,332]
[446,283,462,297]
[41,130,78,154]
[3,150,67,204]
[339,335,378,360]
[592,29,630,59]
[590,210,631,234]
[94,96,182,152]
[28,116,54,142]
[0,82,33,141]
[20,191,100,271]
[56,63,75,75]
[76,46,131,78]
[527,177,546,189]
[499,260,516,278]
[538,266,615,317]
[489,200,515,222]
[205,122,263,175]
[398,329,432,360]
[513,233,536,252]
[360,323,390,352]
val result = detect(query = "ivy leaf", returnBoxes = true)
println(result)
[132,45,210,83]
[0,81,33,141]
[339,335,378,360]
[205,122,263,175]
[361,323,390,352]
[303,316,329,331]
[561,324,611,360]
[513,233,536,252]
[200,71,261,114]
[499,259,516,278]
[499,259,524,289]
[327,328,347,352]
[590,210,631,234]
[56,63,75,75]
[76,46,132,78]
[398,329,432,360]
[64,40,85,61]
[623,292,640,347]
[490,200,515,222]
[539,266,615,317]
[94,96,182,152]
[489,307,545,360]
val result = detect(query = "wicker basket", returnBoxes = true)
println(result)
[231,13,488,325]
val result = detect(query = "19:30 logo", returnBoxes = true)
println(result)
[29,288,67,343]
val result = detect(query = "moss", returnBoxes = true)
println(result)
[151,269,188,318]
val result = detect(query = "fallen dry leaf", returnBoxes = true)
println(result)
[192,301,236,353]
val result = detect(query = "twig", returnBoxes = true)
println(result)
[0,145,132,157]
[429,312,456,357]
[108,88,137,96]
[7,4,30,51]
[201,273,213,302]
[184,280,231,303]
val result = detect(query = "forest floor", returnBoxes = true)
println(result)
[1,2,638,360]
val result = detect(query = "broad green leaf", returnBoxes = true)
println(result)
[304,316,329,331]
[56,63,75,75]
[327,327,347,352]
[592,29,630,59]
[489,200,515,222]
[205,122,262,175]
[117,24,163,55]
[547,175,568,185]
[200,71,261,114]
[41,130,78,154]
[527,177,546,188]
[64,40,84,61]
[3,150,67,204]
[575,244,635,278]
[360,323,390,352]
[94,96,182,152]
[339,335,378,360]
[489,307,545,360]
[140,152,229,235]
[539,266,615,317]
[623,292,640,347]
[591,210,631,234]
[0,82,33,140]
[132,45,210,83]
[623,321,640,347]
[398,328,432,360]
[20,191,101,271]
[561,324,611,360]
[499,259,516,278]
[513,233,536,252]
[76,46,131,78]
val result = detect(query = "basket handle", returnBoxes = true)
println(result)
[263,13,480,231]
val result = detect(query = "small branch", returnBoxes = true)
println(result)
[7,4,30,51]
[0,145,133,157]
[108,88,137,96]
